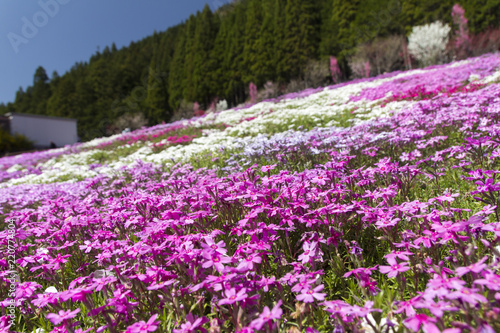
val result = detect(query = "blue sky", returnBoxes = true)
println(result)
[0,0,229,104]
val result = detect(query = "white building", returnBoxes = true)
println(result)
[2,113,78,148]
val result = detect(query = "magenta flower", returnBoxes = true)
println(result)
[15,281,41,298]
[236,254,262,271]
[379,257,410,278]
[454,256,488,276]
[32,293,59,308]
[447,287,488,305]
[260,164,277,173]
[172,313,208,333]
[375,216,400,228]
[219,288,248,305]
[415,300,458,318]
[296,285,326,303]
[310,175,329,186]
[394,296,421,317]
[250,300,283,330]
[298,241,317,264]
[46,308,80,325]
[474,272,500,290]
[125,314,159,333]
[88,275,117,292]
[202,252,232,272]
[430,192,459,203]
[201,237,227,255]
[385,251,414,261]
[47,253,71,270]
[404,314,439,333]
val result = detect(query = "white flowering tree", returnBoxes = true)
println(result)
[408,21,451,66]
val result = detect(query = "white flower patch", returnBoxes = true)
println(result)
[0,57,482,185]
[480,70,500,84]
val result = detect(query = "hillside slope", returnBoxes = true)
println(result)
[1,54,500,332]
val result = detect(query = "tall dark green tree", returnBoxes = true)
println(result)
[192,5,219,107]
[243,0,263,85]
[252,0,276,85]
[274,0,288,83]
[211,10,233,101]
[31,66,51,114]
[280,0,321,80]
[183,15,198,102]
[169,27,187,110]
[225,2,247,105]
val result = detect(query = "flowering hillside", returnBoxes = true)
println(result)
[2,54,500,333]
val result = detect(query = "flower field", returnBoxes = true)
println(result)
[2,53,500,332]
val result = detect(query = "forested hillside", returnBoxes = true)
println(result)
[1,0,499,140]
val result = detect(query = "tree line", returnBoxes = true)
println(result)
[0,0,498,141]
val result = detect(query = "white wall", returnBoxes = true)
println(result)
[10,114,78,148]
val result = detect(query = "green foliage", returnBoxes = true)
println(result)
[0,129,33,153]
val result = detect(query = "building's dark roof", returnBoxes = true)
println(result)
[5,112,77,123]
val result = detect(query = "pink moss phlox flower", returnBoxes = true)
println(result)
[394,296,422,317]
[172,313,209,333]
[32,292,59,308]
[310,175,329,186]
[46,308,80,325]
[429,192,459,204]
[415,299,459,318]
[125,314,160,333]
[481,222,500,237]
[236,254,262,272]
[47,253,71,270]
[59,287,93,302]
[298,241,317,264]
[413,231,437,248]
[431,220,465,234]
[321,300,352,321]
[219,288,248,305]
[474,204,496,216]
[15,281,41,299]
[472,177,500,194]
[385,251,414,261]
[343,266,378,280]
[454,256,488,276]
[404,314,439,333]
[447,287,488,306]
[260,164,276,173]
[375,216,400,228]
[201,237,227,255]
[350,300,381,318]
[88,276,117,292]
[249,300,282,330]
[202,251,232,272]
[474,272,500,290]
[379,257,410,278]
[291,277,312,293]
[296,284,326,303]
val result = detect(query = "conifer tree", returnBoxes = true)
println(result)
[243,0,263,85]
[192,5,218,107]
[225,2,247,106]
[281,0,320,80]
[273,0,287,83]
[211,11,232,101]
[31,66,51,114]
[169,27,187,110]
[183,15,198,103]
[253,0,276,85]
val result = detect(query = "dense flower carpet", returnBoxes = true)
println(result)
[1,54,500,332]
